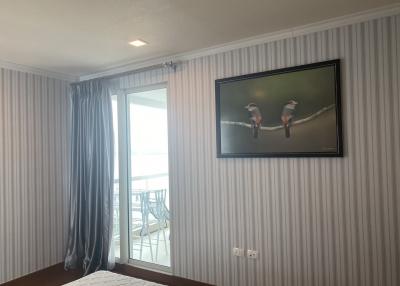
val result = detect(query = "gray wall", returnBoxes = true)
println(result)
[0,69,71,283]
[117,14,400,286]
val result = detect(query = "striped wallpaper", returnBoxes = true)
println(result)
[0,69,71,284]
[116,14,400,286]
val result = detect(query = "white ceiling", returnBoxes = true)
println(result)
[0,0,398,78]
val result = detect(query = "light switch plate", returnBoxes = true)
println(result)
[232,247,244,257]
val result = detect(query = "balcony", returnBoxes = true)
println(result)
[113,173,170,267]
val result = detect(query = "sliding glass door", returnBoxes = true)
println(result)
[112,85,170,271]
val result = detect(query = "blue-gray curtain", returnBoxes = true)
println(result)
[64,80,114,275]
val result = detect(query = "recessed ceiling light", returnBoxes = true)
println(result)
[129,39,148,47]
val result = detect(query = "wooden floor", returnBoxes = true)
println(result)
[1,263,213,286]
[1,264,84,286]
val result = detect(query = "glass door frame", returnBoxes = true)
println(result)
[114,83,171,273]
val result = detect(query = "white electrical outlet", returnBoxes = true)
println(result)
[247,249,258,259]
[232,247,244,257]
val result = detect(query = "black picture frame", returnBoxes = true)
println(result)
[215,59,343,158]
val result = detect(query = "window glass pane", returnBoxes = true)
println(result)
[128,88,170,267]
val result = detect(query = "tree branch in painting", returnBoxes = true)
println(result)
[221,104,335,131]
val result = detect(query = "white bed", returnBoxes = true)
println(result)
[64,270,164,286]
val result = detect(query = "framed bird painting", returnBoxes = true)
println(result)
[215,59,343,158]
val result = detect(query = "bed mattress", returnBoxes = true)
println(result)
[64,270,164,286]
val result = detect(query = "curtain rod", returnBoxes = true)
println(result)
[72,61,178,85]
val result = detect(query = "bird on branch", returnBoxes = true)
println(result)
[281,100,298,138]
[245,103,262,138]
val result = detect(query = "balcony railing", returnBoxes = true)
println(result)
[113,173,169,240]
